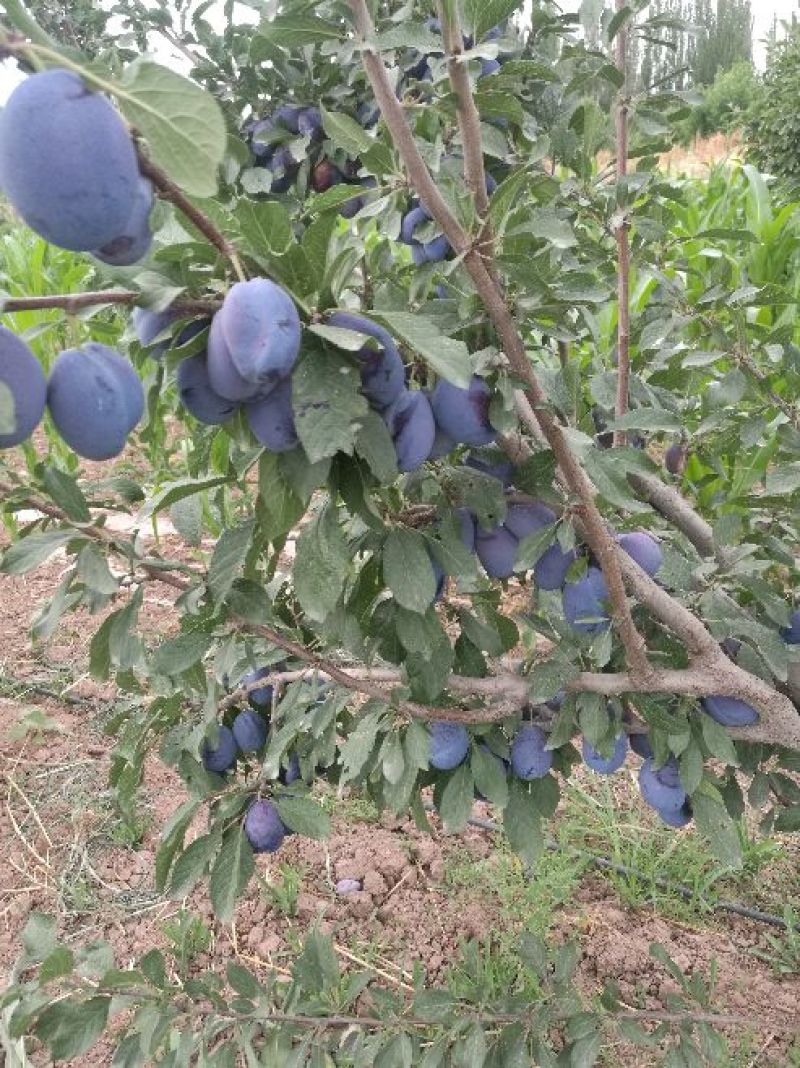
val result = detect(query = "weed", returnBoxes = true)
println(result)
[748,906,800,976]
[259,862,305,917]
[161,910,212,974]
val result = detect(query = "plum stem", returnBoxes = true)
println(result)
[612,0,631,447]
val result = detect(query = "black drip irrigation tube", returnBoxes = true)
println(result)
[423,804,788,931]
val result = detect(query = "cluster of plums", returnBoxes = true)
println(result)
[201,665,306,855]
[0,69,154,266]
[244,102,376,217]
[0,325,144,459]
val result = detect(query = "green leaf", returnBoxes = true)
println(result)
[236,199,293,258]
[1,529,79,575]
[439,763,475,832]
[139,476,229,521]
[21,912,57,963]
[258,452,305,542]
[117,60,226,197]
[169,493,203,547]
[169,832,221,899]
[609,408,683,432]
[321,107,374,156]
[692,790,742,869]
[227,962,263,999]
[292,348,369,463]
[155,799,200,892]
[208,519,255,604]
[774,805,800,832]
[151,631,212,675]
[679,740,704,795]
[372,312,472,387]
[464,0,523,43]
[294,505,350,623]
[255,13,342,48]
[274,795,331,838]
[40,467,90,522]
[339,704,386,781]
[383,528,437,614]
[471,746,509,807]
[209,826,254,922]
[700,716,739,766]
[355,411,398,483]
[503,779,544,866]
[76,543,119,595]
[35,996,110,1061]
[39,947,75,984]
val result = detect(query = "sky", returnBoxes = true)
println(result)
[0,0,798,102]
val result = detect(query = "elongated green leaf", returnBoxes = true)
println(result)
[274,795,331,838]
[1,529,79,575]
[292,349,369,463]
[692,790,742,869]
[35,996,110,1062]
[321,107,373,156]
[208,519,255,604]
[210,826,254,922]
[294,505,350,623]
[169,832,221,898]
[439,763,475,832]
[503,779,544,866]
[372,313,472,387]
[255,14,342,48]
[151,631,212,675]
[464,0,523,42]
[383,528,437,614]
[40,467,90,522]
[118,60,226,197]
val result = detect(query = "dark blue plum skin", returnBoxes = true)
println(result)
[177,353,239,425]
[534,543,577,591]
[582,733,628,774]
[267,146,299,192]
[429,721,470,770]
[629,732,653,760]
[480,59,502,77]
[701,695,759,727]
[244,799,286,853]
[476,524,518,579]
[664,443,686,475]
[562,567,610,634]
[504,501,556,540]
[326,311,406,410]
[510,724,552,780]
[781,609,800,644]
[656,802,692,828]
[297,106,323,138]
[132,307,176,359]
[430,376,496,446]
[273,104,304,132]
[279,752,302,785]
[431,555,446,602]
[232,709,268,752]
[211,278,301,396]
[246,378,298,452]
[47,344,144,460]
[93,177,153,266]
[638,757,687,813]
[383,389,436,472]
[457,508,477,553]
[207,312,264,402]
[617,531,663,577]
[428,425,457,459]
[202,724,239,773]
[0,326,47,448]
[0,69,141,252]
[242,667,274,712]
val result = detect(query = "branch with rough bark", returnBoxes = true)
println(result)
[612,0,631,447]
[1,291,220,316]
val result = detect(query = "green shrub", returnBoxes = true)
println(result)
[682,60,759,141]
[745,29,800,177]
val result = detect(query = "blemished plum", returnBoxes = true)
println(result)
[510,724,553,780]
[0,69,140,251]
[701,694,759,727]
[638,757,686,813]
[246,378,298,452]
[244,799,286,853]
[93,177,153,266]
[562,567,610,634]
[504,501,556,540]
[664,442,687,475]
[534,542,577,590]
[617,531,663,577]
[0,326,47,448]
[429,721,470,770]
[383,389,436,472]
[657,802,692,828]
[242,667,275,711]
[177,353,239,426]
[232,709,268,752]
[202,724,238,773]
[780,609,800,644]
[47,344,144,460]
[430,376,497,446]
[476,524,518,579]
[326,311,405,409]
[629,732,653,760]
[582,732,628,774]
[210,279,301,397]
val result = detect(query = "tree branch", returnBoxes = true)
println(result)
[347,0,651,679]
[612,0,631,447]
[1,291,220,316]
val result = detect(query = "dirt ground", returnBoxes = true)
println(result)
[0,509,799,1065]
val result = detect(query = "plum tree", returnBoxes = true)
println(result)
[177,354,240,426]
[510,724,553,779]
[232,709,268,752]
[326,312,406,408]
[383,389,436,471]
[244,799,286,853]
[92,177,153,267]
[245,379,298,452]
[429,721,470,770]
[582,732,628,774]
[617,531,663,577]
[562,567,610,633]
[207,279,301,399]
[430,375,497,446]
[0,69,141,251]
[201,725,238,774]
[475,523,518,579]
[0,326,47,448]
[701,695,759,726]
[47,344,144,460]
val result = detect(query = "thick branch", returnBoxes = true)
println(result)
[612,0,631,447]
[1,291,220,316]
[348,0,650,679]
